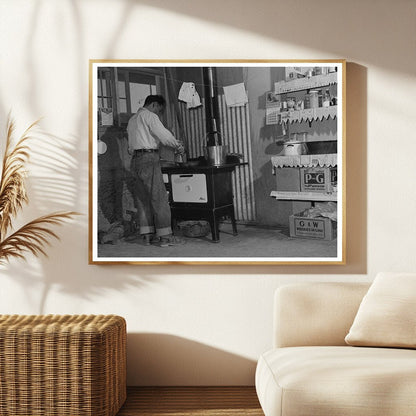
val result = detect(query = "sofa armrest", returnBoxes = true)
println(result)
[273,282,370,348]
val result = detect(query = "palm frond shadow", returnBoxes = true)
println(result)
[25,131,80,211]
[0,116,157,313]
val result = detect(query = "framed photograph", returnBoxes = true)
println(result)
[89,60,345,264]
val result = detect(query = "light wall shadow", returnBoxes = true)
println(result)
[130,0,413,77]
[127,333,257,386]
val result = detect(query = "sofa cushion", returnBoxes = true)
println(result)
[256,346,416,416]
[274,283,370,348]
[345,272,416,348]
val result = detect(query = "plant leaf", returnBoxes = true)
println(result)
[0,116,37,237]
[0,211,79,264]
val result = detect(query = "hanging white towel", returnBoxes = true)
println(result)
[178,82,202,109]
[100,108,113,126]
[223,83,248,107]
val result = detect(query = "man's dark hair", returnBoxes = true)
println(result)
[144,95,166,107]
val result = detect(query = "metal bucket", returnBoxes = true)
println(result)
[204,145,228,166]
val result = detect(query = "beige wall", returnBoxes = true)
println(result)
[0,0,415,385]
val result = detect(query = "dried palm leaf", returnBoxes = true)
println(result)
[0,116,38,238]
[0,212,78,265]
[0,115,79,264]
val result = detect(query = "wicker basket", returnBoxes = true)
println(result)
[180,220,210,238]
[0,314,126,416]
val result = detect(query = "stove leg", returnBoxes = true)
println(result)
[230,210,238,236]
[208,216,220,242]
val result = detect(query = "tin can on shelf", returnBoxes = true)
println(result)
[296,100,304,110]
[290,132,308,142]
[309,90,319,108]
[304,93,310,109]
[287,97,296,111]
[323,89,331,107]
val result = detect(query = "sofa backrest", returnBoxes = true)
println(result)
[273,282,370,348]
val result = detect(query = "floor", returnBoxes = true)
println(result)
[116,386,264,416]
[98,221,337,260]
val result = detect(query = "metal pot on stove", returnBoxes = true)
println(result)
[204,145,228,165]
[204,132,228,165]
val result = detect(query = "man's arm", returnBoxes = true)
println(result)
[148,113,180,148]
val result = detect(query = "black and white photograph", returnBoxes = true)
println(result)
[89,60,345,264]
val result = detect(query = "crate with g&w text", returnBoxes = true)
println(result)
[289,215,336,240]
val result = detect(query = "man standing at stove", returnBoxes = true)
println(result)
[127,94,185,247]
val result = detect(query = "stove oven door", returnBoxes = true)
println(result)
[171,173,208,203]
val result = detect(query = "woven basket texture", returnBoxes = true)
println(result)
[0,314,126,416]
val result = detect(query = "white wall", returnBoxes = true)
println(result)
[0,0,415,385]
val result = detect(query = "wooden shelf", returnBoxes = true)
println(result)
[271,154,337,169]
[269,73,339,206]
[274,72,338,94]
[270,191,337,202]
[280,106,337,124]
[276,137,337,145]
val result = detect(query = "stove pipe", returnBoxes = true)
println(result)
[202,67,222,146]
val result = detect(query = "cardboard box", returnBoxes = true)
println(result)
[275,167,301,192]
[300,167,337,193]
[289,215,336,240]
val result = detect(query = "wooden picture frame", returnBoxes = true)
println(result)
[89,60,346,264]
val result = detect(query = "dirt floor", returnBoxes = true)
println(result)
[97,221,338,261]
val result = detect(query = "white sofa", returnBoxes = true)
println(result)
[255,281,416,416]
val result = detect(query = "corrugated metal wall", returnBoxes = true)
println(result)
[171,97,256,222]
